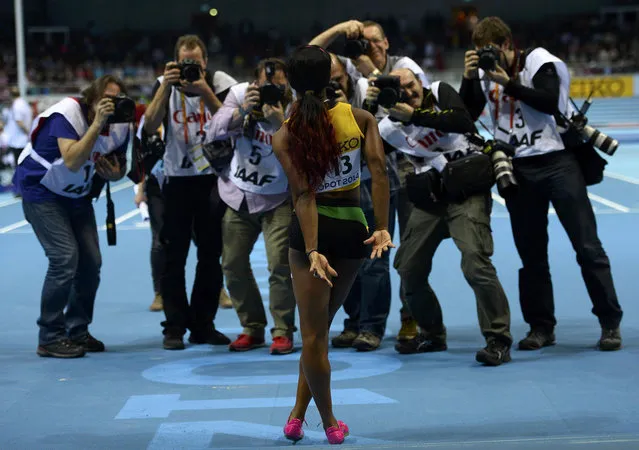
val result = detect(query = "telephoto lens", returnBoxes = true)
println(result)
[581,125,619,156]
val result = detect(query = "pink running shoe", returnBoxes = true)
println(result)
[325,425,345,445]
[338,420,349,436]
[283,417,304,441]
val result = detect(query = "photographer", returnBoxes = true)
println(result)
[134,73,238,313]
[309,20,428,85]
[13,74,131,358]
[460,17,622,351]
[374,68,512,365]
[143,34,230,350]
[326,52,368,108]
[210,58,297,355]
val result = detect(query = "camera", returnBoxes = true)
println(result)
[176,59,202,83]
[326,80,342,100]
[476,46,500,72]
[344,38,369,59]
[201,138,234,173]
[372,75,406,109]
[259,61,285,106]
[482,139,518,197]
[137,132,166,177]
[568,98,619,156]
[106,94,135,123]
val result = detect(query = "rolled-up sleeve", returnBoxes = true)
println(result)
[208,87,242,140]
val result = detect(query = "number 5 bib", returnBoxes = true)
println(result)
[229,120,288,195]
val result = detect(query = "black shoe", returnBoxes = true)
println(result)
[331,330,359,348]
[394,333,447,354]
[37,339,85,358]
[163,336,185,350]
[518,328,556,350]
[72,333,105,352]
[188,329,231,346]
[598,327,622,351]
[476,340,511,366]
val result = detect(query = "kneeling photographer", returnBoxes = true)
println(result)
[143,34,230,350]
[209,58,298,355]
[14,74,133,358]
[376,68,512,366]
[460,17,622,352]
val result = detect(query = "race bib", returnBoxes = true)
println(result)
[228,126,288,195]
[316,148,361,193]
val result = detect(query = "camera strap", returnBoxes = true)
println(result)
[105,181,117,246]
[492,86,515,134]
[179,93,205,145]
[492,50,521,135]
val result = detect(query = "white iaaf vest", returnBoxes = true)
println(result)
[479,48,570,158]
[160,75,214,177]
[227,82,289,195]
[19,97,129,198]
[378,81,477,173]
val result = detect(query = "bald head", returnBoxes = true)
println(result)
[329,52,350,98]
[389,68,423,108]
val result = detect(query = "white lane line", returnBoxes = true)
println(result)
[0,179,133,209]
[99,180,134,198]
[0,197,21,208]
[587,193,630,213]
[491,192,506,206]
[0,220,28,234]
[114,209,141,225]
[604,171,639,185]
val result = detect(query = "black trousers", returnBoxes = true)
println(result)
[505,150,622,331]
[159,174,225,337]
[146,176,165,295]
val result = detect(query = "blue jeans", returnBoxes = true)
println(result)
[341,179,398,337]
[23,198,102,346]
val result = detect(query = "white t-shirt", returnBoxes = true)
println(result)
[5,97,33,148]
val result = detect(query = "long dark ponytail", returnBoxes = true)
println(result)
[286,45,340,191]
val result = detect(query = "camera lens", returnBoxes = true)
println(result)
[183,65,201,82]
[377,88,399,109]
[582,125,619,156]
[491,150,517,197]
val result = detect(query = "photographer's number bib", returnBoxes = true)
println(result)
[229,121,288,195]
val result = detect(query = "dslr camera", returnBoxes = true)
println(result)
[344,38,370,59]
[326,80,342,100]
[259,61,285,106]
[106,94,136,123]
[567,97,619,156]
[176,59,202,83]
[372,75,407,109]
[138,132,166,177]
[201,139,234,174]
[476,46,500,72]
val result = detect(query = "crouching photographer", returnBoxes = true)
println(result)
[376,68,512,366]
[13,74,132,358]
[143,34,231,350]
[460,16,623,352]
[210,58,298,355]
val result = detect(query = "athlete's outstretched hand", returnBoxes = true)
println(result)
[364,229,395,259]
[308,251,338,287]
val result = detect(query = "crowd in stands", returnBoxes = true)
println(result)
[0,11,637,103]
